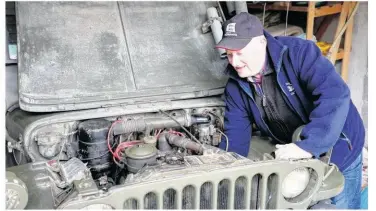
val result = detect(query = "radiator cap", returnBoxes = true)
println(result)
[125,144,157,160]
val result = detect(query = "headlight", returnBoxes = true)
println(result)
[6,171,28,210]
[282,167,310,198]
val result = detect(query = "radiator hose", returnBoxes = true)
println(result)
[158,132,204,154]
[112,115,210,136]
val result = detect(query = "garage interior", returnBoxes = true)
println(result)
[5,1,368,210]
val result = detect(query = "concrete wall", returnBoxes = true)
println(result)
[320,2,368,149]
[347,2,368,149]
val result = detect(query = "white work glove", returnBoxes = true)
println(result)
[274,143,312,160]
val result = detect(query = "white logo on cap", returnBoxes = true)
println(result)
[225,23,237,36]
[226,23,236,33]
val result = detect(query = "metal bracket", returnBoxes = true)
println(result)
[263,153,274,161]
[201,16,224,34]
[7,141,14,153]
[7,140,23,153]
[73,177,99,195]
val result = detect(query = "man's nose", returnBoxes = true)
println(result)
[231,55,241,66]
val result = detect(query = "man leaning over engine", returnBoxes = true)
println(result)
[216,12,365,209]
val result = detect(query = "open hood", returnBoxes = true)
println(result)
[16,2,228,112]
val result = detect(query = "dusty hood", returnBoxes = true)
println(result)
[16,2,228,112]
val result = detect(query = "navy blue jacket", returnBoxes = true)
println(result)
[219,31,365,171]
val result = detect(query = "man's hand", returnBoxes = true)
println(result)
[275,143,312,160]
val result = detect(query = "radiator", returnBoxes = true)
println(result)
[59,152,329,209]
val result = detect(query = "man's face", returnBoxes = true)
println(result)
[226,36,267,78]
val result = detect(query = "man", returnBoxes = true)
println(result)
[216,12,364,209]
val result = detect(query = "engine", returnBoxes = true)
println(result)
[20,108,227,206]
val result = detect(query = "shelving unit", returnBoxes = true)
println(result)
[247,1,356,81]
[247,2,342,17]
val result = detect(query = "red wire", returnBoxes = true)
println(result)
[114,140,142,159]
[169,130,184,136]
[155,129,183,139]
[156,129,162,138]
[107,120,123,160]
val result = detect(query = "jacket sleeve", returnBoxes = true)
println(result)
[293,41,351,158]
[219,80,253,157]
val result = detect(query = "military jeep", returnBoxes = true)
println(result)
[5,2,343,209]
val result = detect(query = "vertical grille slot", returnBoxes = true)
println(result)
[250,174,262,209]
[234,176,247,209]
[217,179,230,209]
[182,185,196,209]
[200,182,213,209]
[259,174,269,209]
[144,192,158,209]
[124,198,139,209]
[163,188,177,209]
[266,173,279,209]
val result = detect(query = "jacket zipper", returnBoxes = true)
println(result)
[341,132,353,151]
[261,79,290,138]
[238,82,286,144]
[262,95,267,107]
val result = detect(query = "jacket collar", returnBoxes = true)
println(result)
[264,31,287,72]
[226,30,287,82]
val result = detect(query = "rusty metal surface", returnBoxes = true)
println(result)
[16,2,228,112]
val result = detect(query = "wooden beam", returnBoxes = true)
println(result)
[315,15,335,40]
[336,48,344,60]
[247,3,308,12]
[306,2,316,40]
[341,2,356,82]
[328,2,350,64]
[323,48,344,60]
[314,3,343,17]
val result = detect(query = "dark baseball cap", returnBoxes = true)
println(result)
[215,12,264,50]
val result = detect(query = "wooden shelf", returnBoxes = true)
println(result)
[247,3,342,17]
[247,1,352,80]
[315,4,343,17]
